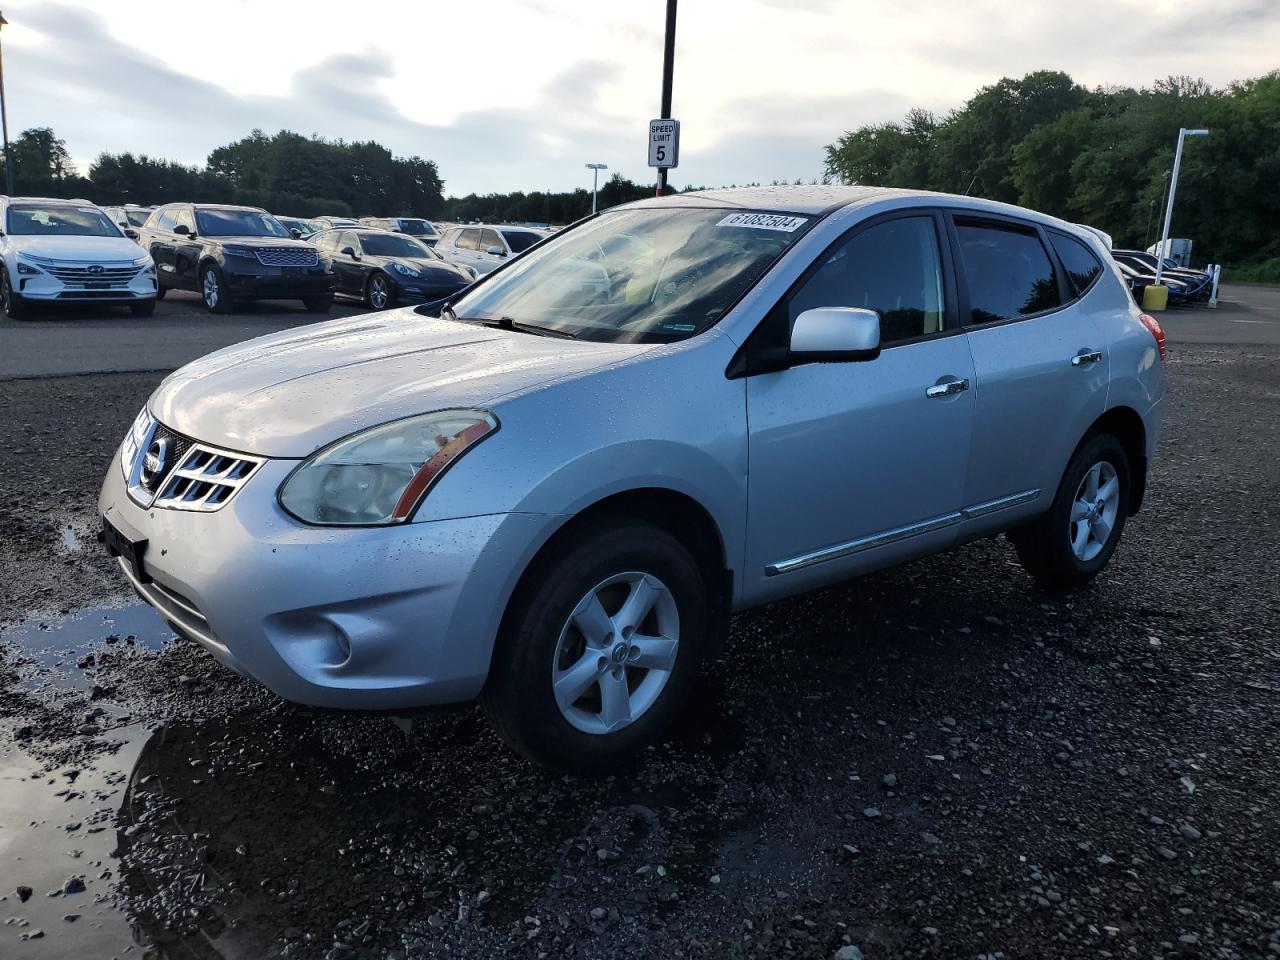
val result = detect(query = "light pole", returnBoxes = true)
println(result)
[1153,128,1209,285]
[0,11,12,196]
[656,0,677,197]
[585,162,607,214]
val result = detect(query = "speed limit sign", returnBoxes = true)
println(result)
[648,118,680,168]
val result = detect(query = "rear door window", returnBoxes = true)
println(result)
[1050,232,1104,298]
[955,220,1060,324]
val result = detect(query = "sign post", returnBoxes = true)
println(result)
[653,0,677,196]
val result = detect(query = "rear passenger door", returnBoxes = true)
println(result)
[949,214,1110,535]
[171,207,202,289]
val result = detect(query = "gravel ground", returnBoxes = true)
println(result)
[2,339,1278,960]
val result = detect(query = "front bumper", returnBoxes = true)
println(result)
[18,268,157,303]
[392,279,470,304]
[223,265,335,301]
[99,452,560,709]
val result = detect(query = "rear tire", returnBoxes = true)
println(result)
[1,267,30,319]
[200,264,234,314]
[129,299,156,317]
[482,519,715,771]
[1011,432,1130,591]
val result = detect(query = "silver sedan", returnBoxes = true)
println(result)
[99,186,1165,769]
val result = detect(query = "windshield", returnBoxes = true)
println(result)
[398,219,436,236]
[197,209,292,237]
[450,208,808,343]
[360,233,434,258]
[6,205,122,238]
[502,230,543,253]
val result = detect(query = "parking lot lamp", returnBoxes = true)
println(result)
[585,163,608,214]
[0,11,12,195]
[1153,128,1209,286]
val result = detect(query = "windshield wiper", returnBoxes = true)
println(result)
[496,316,577,340]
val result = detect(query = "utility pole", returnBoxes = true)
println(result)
[656,0,676,196]
[0,11,13,196]
[1154,128,1208,285]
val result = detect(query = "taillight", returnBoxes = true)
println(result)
[1139,312,1166,360]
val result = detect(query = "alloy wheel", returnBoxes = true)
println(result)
[370,275,389,309]
[551,571,680,735]
[202,270,220,308]
[1069,460,1120,562]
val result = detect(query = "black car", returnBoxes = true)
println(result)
[1112,249,1210,300]
[138,203,336,313]
[311,228,475,309]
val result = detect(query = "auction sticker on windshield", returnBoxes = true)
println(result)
[717,213,808,232]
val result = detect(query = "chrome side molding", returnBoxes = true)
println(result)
[765,488,1040,577]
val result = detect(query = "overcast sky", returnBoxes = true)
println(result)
[4,0,1278,197]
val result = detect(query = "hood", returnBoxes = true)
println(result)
[149,310,647,457]
[15,234,144,262]
[387,257,468,281]
[207,235,315,249]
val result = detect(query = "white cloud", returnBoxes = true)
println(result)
[3,0,1277,195]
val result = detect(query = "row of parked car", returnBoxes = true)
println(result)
[1109,248,1214,303]
[0,196,553,317]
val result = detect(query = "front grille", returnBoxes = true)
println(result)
[151,443,264,512]
[55,290,140,299]
[254,247,319,267]
[151,423,194,471]
[46,264,139,286]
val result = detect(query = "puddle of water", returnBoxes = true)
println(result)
[60,525,83,553]
[1,603,175,691]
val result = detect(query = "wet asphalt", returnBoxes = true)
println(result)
[1,290,1278,960]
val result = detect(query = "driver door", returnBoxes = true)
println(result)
[743,212,976,601]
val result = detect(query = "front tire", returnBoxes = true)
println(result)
[130,299,156,317]
[1011,432,1130,591]
[482,519,714,771]
[1,267,30,319]
[200,264,233,314]
[365,273,393,310]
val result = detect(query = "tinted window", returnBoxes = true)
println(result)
[359,232,431,258]
[125,209,151,227]
[479,229,504,252]
[196,208,291,238]
[1050,233,1103,297]
[456,229,481,251]
[502,230,542,253]
[788,216,946,345]
[956,221,1060,324]
[400,219,436,236]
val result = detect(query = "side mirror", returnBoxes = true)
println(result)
[173,224,190,236]
[124,228,139,240]
[290,227,302,239]
[340,246,359,258]
[789,307,881,363]
[485,245,505,257]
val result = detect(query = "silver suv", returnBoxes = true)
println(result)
[99,187,1164,770]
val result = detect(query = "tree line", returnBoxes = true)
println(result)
[0,127,682,224]
[824,70,1280,266]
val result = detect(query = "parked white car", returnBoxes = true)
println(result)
[1,197,158,318]
[434,224,548,274]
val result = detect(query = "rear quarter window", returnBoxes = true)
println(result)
[1050,232,1104,298]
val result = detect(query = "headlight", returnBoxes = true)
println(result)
[222,245,257,258]
[391,262,421,278]
[132,255,156,274]
[279,410,498,526]
[120,406,154,477]
[16,257,43,275]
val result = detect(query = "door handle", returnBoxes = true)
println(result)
[1071,350,1103,367]
[926,378,969,398]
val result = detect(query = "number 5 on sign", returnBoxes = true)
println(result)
[648,119,680,169]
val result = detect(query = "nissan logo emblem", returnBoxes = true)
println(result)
[141,437,170,488]
[87,264,106,275]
